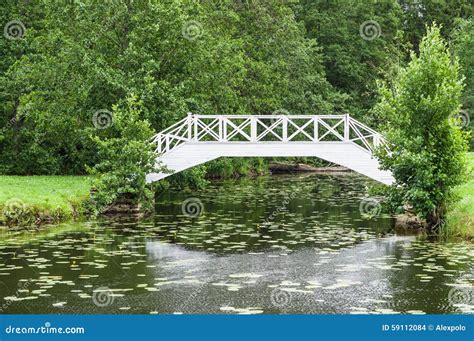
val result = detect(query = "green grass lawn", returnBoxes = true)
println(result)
[445,152,474,239]
[0,176,92,225]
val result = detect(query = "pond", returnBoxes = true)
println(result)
[0,174,473,314]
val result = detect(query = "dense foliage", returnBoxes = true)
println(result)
[294,0,405,120]
[374,25,469,230]
[451,17,474,149]
[0,1,472,222]
[399,0,473,51]
[0,0,342,178]
[2,0,471,178]
[86,95,158,213]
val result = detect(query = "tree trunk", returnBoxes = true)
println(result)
[426,206,445,233]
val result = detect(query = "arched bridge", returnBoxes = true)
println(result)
[146,114,394,185]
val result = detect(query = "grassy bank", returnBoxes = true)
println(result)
[444,152,474,240]
[0,176,92,226]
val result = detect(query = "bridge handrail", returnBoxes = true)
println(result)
[151,113,388,155]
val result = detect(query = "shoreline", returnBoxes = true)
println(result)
[1,155,472,242]
[268,161,351,174]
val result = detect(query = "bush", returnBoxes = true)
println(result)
[87,95,160,214]
[374,25,469,231]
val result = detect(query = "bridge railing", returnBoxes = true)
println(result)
[152,113,387,155]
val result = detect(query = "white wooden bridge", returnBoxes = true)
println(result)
[146,113,394,185]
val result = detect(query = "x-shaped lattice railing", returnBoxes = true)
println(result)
[152,113,388,155]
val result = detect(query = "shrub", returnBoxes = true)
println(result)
[374,25,469,231]
[87,95,160,214]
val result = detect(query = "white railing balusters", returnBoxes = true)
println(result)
[218,116,223,142]
[187,112,192,140]
[222,117,228,142]
[157,134,162,153]
[151,113,388,155]
[250,117,257,142]
[318,117,344,141]
[344,114,349,142]
[314,117,319,142]
[288,117,313,141]
[282,116,288,142]
[373,134,380,148]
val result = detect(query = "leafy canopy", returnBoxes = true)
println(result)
[374,24,469,228]
[87,95,159,213]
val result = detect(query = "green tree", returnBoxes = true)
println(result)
[88,95,159,213]
[374,25,469,230]
[1,0,341,179]
[399,0,473,51]
[294,0,404,119]
[451,18,474,149]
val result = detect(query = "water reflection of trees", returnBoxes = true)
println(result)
[150,175,393,254]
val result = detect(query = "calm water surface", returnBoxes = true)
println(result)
[1,174,473,314]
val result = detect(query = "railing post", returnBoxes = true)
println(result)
[157,134,162,153]
[251,117,257,142]
[193,114,198,141]
[187,112,193,140]
[218,116,223,142]
[282,116,288,142]
[373,134,380,148]
[222,117,227,142]
[314,116,319,142]
[344,114,350,142]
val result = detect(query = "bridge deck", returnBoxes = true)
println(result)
[146,114,394,185]
[146,142,394,185]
